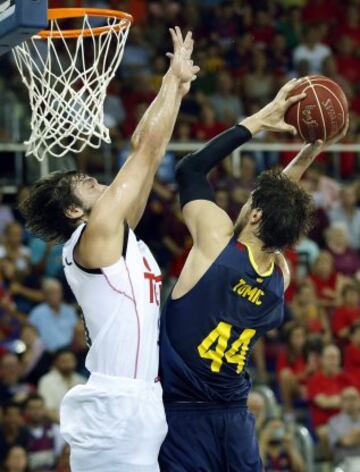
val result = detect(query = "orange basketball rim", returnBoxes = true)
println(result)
[37,8,133,39]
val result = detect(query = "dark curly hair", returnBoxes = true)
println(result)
[236,170,314,251]
[19,171,85,243]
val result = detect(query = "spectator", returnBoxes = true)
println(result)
[247,392,266,436]
[308,251,341,309]
[29,279,77,353]
[328,386,360,465]
[243,50,275,106]
[38,350,86,423]
[277,323,317,414]
[1,258,44,315]
[307,344,352,438]
[302,0,339,24]
[28,238,64,279]
[259,418,305,472]
[328,185,360,250]
[3,445,29,472]
[290,282,331,339]
[121,25,151,76]
[0,403,29,463]
[0,192,14,240]
[0,223,31,278]
[12,187,29,232]
[276,7,303,49]
[209,72,244,124]
[103,78,126,130]
[237,155,257,191]
[250,9,275,47]
[20,325,51,386]
[325,223,360,277]
[0,354,34,406]
[332,285,360,343]
[268,33,291,75]
[294,236,320,279]
[334,35,360,85]
[293,25,331,74]
[344,323,360,382]
[191,104,226,141]
[321,55,353,102]
[24,394,65,471]
[303,164,340,210]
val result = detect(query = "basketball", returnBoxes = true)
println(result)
[285,75,348,143]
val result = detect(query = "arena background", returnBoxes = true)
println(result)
[0,0,360,471]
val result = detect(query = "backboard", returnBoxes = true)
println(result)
[0,0,48,56]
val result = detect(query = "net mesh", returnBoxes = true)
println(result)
[12,13,131,161]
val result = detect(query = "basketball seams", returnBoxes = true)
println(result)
[296,83,313,141]
[288,76,348,143]
[312,83,346,130]
[296,100,305,142]
[306,76,326,141]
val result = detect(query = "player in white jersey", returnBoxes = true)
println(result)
[19,27,199,472]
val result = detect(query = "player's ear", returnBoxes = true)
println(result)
[249,208,262,225]
[65,205,84,220]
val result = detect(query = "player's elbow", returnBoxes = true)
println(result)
[175,154,196,184]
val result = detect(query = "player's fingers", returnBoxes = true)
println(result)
[287,92,307,105]
[276,78,297,100]
[192,65,200,75]
[175,26,183,43]
[278,78,304,100]
[281,123,298,136]
[302,140,323,156]
[166,52,174,60]
[169,28,178,50]
[184,30,193,47]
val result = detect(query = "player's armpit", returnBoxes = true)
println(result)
[75,153,155,268]
[182,200,233,257]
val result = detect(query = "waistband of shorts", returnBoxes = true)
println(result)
[88,372,161,396]
[164,400,247,411]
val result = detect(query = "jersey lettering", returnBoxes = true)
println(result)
[198,321,257,374]
[232,278,265,305]
[143,257,162,306]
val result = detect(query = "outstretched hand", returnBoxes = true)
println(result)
[257,78,307,134]
[298,113,350,159]
[167,26,200,96]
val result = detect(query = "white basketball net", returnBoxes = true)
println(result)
[12,14,131,161]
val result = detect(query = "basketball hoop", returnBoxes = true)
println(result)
[12,8,133,161]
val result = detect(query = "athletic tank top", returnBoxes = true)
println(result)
[63,223,162,381]
[160,237,284,403]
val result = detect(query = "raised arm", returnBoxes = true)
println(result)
[78,27,199,269]
[176,78,306,255]
[283,116,349,182]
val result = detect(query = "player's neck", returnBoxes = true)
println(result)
[237,229,275,275]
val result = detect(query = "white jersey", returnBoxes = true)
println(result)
[62,223,162,382]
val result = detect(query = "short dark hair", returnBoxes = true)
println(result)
[2,401,21,414]
[19,171,84,243]
[24,394,44,408]
[245,170,314,251]
[53,348,74,362]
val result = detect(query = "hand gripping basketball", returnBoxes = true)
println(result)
[255,78,307,135]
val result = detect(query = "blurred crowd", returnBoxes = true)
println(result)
[0,0,360,471]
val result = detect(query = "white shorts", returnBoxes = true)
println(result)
[60,373,168,472]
